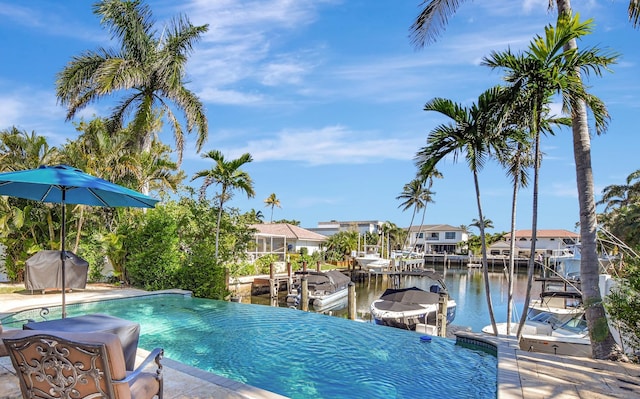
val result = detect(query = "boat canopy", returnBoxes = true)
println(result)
[375,287,441,312]
[297,270,351,292]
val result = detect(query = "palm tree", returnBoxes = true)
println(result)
[380,221,405,253]
[413,168,442,253]
[415,87,511,335]
[470,218,494,232]
[598,169,640,212]
[246,209,265,224]
[598,169,640,249]
[410,0,626,359]
[192,150,255,258]
[56,0,209,171]
[323,230,359,260]
[0,127,60,171]
[396,178,431,252]
[484,14,618,349]
[497,133,534,334]
[264,193,281,223]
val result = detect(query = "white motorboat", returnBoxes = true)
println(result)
[371,287,457,330]
[548,243,617,280]
[370,273,456,331]
[286,270,351,310]
[355,254,390,273]
[483,312,591,357]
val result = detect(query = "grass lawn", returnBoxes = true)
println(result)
[0,283,24,294]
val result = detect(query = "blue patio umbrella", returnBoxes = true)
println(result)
[0,164,159,317]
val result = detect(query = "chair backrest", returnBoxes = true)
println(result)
[3,330,131,399]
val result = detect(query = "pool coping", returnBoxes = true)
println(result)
[455,331,521,399]
[161,355,289,399]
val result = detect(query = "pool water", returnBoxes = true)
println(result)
[5,294,497,399]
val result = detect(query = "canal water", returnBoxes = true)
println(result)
[252,263,542,332]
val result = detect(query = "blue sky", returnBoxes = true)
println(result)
[0,1,638,234]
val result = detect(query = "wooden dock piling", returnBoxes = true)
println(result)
[438,293,448,338]
[269,263,278,300]
[301,277,308,311]
[287,262,293,294]
[347,282,356,320]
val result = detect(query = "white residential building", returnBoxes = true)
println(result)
[307,220,385,236]
[406,224,469,254]
[488,229,580,258]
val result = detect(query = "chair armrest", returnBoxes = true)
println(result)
[119,348,164,384]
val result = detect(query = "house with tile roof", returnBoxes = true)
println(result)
[249,223,328,261]
[489,229,580,257]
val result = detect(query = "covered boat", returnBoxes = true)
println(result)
[286,270,351,310]
[370,284,456,331]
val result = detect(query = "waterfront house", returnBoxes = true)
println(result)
[488,229,580,258]
[249,223,327,262]
[307,220,385,236]
[406,224,469,254]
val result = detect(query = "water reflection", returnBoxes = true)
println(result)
[251,264,541,332]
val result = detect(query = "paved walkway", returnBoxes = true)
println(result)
[1,284,639,398]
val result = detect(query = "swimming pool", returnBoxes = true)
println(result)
[4,294,497,399]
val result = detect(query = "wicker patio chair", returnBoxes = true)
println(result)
[2,330,163,399]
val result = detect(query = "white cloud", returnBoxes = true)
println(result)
[220,125,422,165]
[547,181,578,198]
[197,87,265,105]
[260,58,313,86]
[0,97,23,128]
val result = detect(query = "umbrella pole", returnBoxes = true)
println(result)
[61,192,66,318]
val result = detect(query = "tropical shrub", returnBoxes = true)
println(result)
[77,235,106,282]
[123,205,182,291]
[254,254,279,275]
[605,258,640,359]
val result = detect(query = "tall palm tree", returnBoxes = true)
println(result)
[192,150,255,258]
[410,0,640,47]
[482,55,559,339]
[264,193,281,223]
[485,14,618,349]
[413,168,442,253]
[56,0,209,170]
[410,0,626,359]
[415,87,511,335]
[495,131,534,334]
[396,178,431,252]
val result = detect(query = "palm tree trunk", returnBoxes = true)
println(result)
[403,209,418,252]
[474,169,497,334]
[413,205,428,254]
[506,157,521,334]
[556,0,618,359]
[517,130,541,339]
[215,205,223,259]
[215,187,226,259]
